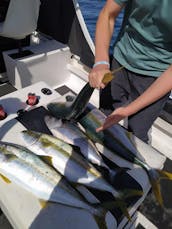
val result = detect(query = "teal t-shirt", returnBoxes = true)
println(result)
[114,0,172,77]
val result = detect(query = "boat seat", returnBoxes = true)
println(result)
[0,0,40,56]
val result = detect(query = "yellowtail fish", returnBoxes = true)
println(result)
[47,66,123,120]
[47,83,95,120]
[0,143,109,229]
[0,141,60,179]
[78,108,172,206]
[21,130,143,219]
[44,115,124,180]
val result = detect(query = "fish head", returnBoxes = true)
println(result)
[0,142,6,150]
[47,102,71,119]
[0,147,10,162]
[21,130,41,147]
[0,143,15,156]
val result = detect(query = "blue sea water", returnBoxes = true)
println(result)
[78,0,124,53]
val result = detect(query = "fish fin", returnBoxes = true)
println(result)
[157,170,172,180]
[94,189,141,220]
[148,169,172,207]
[39,155,53,166]
[69,144,81,152]
[102,66,124,84]
[108,167,129,184]
[150,178,162,206]
[93,209,108,229]
[148,169,163,206]
[125,130,132,139]
[39,199,48,209]
[47,102,70,119]
[125,131,135,146]
[121,189,143,199]
[95,200,131,221]
[39,199,59,209]
[150,169,172,207]
[0,174,11,184]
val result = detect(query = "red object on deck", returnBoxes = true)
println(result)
[26,93,38,106]
[0,105,7,120]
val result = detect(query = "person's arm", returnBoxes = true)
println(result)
[96,64,172,132]
[88,0,124,89]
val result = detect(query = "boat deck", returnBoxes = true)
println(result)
[0,80,171,229]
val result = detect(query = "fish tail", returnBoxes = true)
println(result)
[147,169,172,206]
[108,167,129,184]
[110,189,143,220]
[93,208,108,229]
[91,199,131,227]
[120,189,143,200]
[157,169,172,180]
[95,199,131,221]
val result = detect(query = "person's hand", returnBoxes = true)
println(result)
[96,107,128,132]
[88,65,110,89]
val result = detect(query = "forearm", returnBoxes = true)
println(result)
[125,65,172,116]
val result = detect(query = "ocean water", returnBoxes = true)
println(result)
[78,0,124,53]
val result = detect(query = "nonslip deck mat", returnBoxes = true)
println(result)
[0,82,16,97]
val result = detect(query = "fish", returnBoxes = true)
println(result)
[44,115,125,181]
[21,130,143,219]
[0,142,109,229]
[47,66,123,121]
[0,141,60,179]
[78,108,172,206]
[47,82,95,120]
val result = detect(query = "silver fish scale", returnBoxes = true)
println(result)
[0,150,98,212]
[21,130,121,198]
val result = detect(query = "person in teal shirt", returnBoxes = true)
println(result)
[89,0,172,142]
